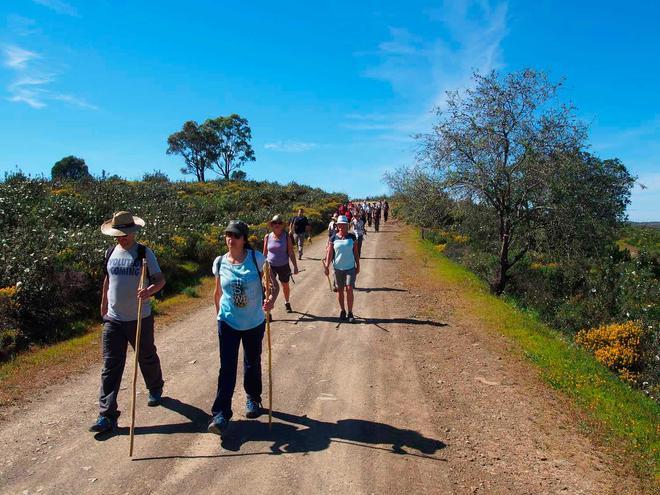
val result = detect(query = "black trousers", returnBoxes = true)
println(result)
[211,320,265,419]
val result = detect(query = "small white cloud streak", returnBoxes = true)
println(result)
[32,0,79,17]
[53,93,99,110]
[2,44,96,110]
[3,45,39,69]
[264,141,318,152]
[353,0,509,140]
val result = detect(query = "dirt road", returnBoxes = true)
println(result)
[0,221,639,494]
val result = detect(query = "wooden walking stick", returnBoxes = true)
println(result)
[129,259,148,457]
[321,259,333,292]
[264,263,273,429]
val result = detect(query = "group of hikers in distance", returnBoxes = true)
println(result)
[90,199,390,438]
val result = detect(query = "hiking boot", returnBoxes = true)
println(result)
[339,310,347,321]
[245,397,262,418]
[208,413,230,436]
[347,312,355,323]
[147,389,162,407]
[89,415,117,433]
[285,302,292,313]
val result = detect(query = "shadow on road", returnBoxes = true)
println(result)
[359,257,403,260]
[94,397,210,441]
[133,410,447,462]
[276,311,448,333]
[354,286,408,292]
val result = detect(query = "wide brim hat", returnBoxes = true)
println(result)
[268,214,285,227]
[101,211,145,236]
[336,215,349,224]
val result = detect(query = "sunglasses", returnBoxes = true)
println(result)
[272,221,283,225]
[225,232,242,239]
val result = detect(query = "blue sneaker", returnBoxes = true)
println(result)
[89,415,116,433]
[147,389,162,407]
[208,413,230,436]
[245,397,262,418]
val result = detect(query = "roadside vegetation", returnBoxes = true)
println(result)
[385,69,658,400]
[412,233,659,483]
[0,172,346,361]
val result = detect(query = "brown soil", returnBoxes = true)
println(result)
[0,221,647,494]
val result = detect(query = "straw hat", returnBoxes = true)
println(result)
[100,211,145,236]
[268,214,285,227]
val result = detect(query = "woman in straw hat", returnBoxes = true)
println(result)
[263,214,299,314]
[90,211,166,434]
[208,220,279,437]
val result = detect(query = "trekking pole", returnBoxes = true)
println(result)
[129,259,148,457]
[264,263,273,429]
[321,259,333,291]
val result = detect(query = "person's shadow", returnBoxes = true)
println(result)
[93,396,210,441]
[221,410,447,461]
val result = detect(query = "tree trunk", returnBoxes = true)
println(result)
[493,233,510,295]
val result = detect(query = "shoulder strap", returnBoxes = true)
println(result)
[103,245,116,276]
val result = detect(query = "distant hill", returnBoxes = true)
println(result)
[629,221,660,229]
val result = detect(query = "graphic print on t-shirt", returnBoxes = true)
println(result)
[231,278,248,308]
[108,256,141,276]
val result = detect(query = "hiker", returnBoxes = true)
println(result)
[208,220,279,436]
[351,214,367,258]
[289,208,309,260]
[383,200,390,223]
[323,215,360,323]
[365,202,372,227]
[328,213,339,238]
[90,211,166,434]
[263,214,299,314]
[373,204,381,232]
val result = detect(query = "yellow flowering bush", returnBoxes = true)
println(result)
[575,321,643,375]
[0,285,19,314]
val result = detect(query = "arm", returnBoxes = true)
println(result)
[263,234,268,257]
[100,276,109,318]
[287,234,299,273]
[323,242,333,275]
[263,268,280,311]
[214,275,222,315]
[353,238,360,274]
[138,272,166,301]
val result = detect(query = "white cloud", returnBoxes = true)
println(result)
[53,93,99,110]
[32,0,80,17]
[7,15,41,37]
[3,45,39,69]
[264,141,318,152]
[355,0,509,139]
[2,44,96,110]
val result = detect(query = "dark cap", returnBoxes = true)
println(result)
[224,220,249,238]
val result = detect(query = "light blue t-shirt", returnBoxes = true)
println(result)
[212,250,266,330]
[329,233,357,271]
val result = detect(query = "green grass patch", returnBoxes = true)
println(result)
[414,233,660,482]
[0,323,99,382]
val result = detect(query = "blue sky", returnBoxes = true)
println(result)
[1,0,658,221]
